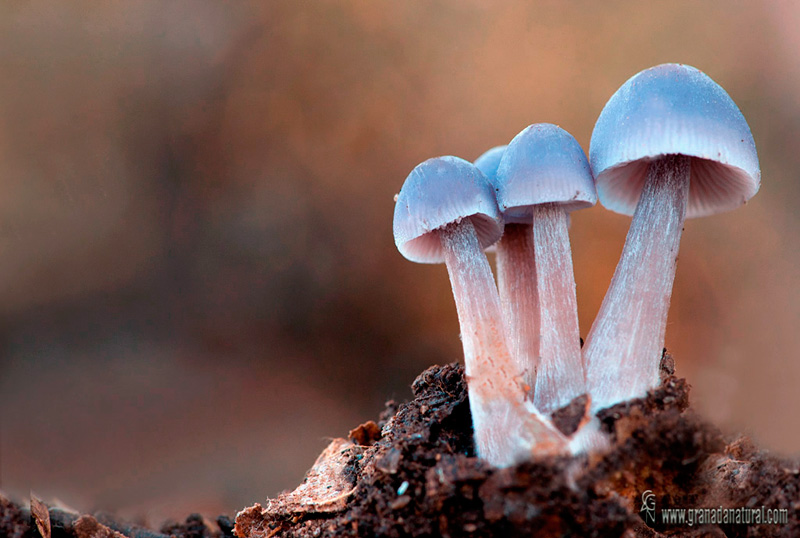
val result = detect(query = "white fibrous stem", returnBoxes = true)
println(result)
[439,220,566,467]
[584,155,691,413]
[495,223,539,400]
[531,204,586,414]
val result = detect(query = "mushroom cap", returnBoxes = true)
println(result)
[473,146,508,254]
[474,145,507,181]
[494,124,597,224]
[393,156,503,263]
[590,63,760,218]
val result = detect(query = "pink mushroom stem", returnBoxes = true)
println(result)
[495,223,540,400]
[438,220,566,466]
[531,204,585,414]
[584,155,691,412]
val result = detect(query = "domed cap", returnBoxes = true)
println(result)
[494,124,597,224]
[393,156,503,263]
[474,145,507,181]
[590,63,760,218]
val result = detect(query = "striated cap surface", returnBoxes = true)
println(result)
[494,124,596,224]
[393,156,503,263]
[590,63,760,218]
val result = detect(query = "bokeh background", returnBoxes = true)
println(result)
[1,0,798,525]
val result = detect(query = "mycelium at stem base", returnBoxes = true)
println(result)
[438,220,566,467]
[531,203,586,415]
[494,223,539,401]
[584,154,691,413]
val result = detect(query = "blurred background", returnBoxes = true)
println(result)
[1,0,798,525]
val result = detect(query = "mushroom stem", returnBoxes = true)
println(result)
[584,155,691,412]
[531,204,586,414]
[495,223,539,400]
[439,219,566,466]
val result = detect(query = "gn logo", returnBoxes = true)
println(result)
[641,490,656,524]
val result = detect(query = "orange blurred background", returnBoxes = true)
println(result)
[1,0,798,525]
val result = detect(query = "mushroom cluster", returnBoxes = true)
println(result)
[392,64,760,468]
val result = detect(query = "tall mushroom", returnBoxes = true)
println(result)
[492,124,597,414]
[393,156,566,467]
[584,64,760,412]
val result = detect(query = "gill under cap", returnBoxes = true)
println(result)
[590,63,760,218]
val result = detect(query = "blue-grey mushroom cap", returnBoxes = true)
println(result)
[494,124,597,224]
[474,145,507,182]
[590,63,760,218]
[393,156,504,263]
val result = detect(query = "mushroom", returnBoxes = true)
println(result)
[393,156,566,467]
[583,64,760,412]
[475,144,540,399]
[492,124,597,414]
[474,145,506,179]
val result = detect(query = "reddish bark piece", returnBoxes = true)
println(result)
[30,495,51,538]
[72,516,127,538]
[348,420,382,446]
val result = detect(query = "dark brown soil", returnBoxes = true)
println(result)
[3,356,798,537]
[235,358,799,537]
[0,495,236,538]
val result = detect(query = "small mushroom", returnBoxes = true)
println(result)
[492,124,597,414]
[474,145,506,179]
[475,144,540,399]
[393,156,566,466]
[584,64,760,412]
